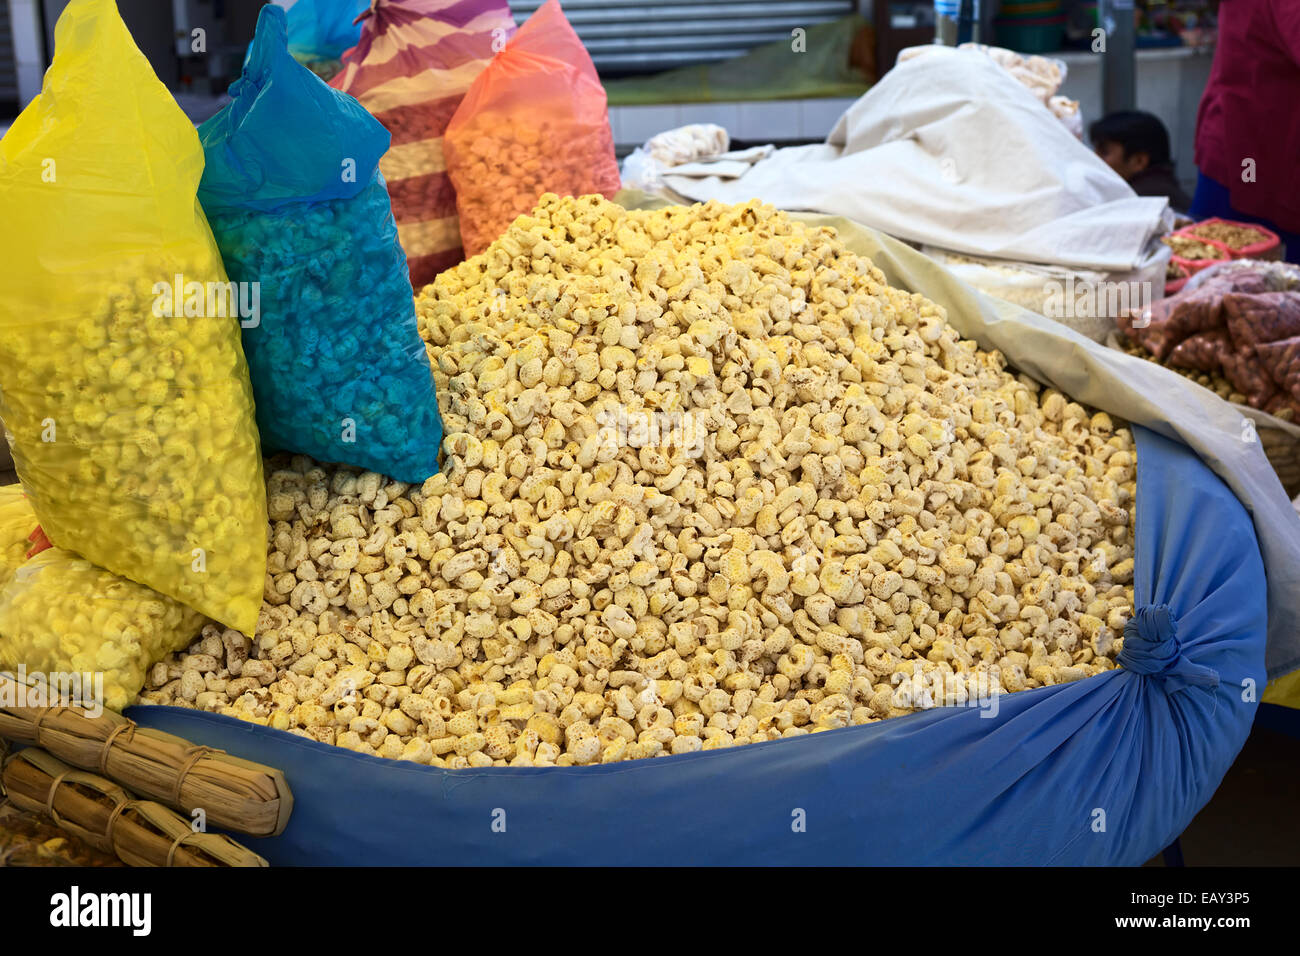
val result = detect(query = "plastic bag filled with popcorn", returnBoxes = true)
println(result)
[0,0,267,635]
[0,549,205,713]
[0,485,38,591]
[444,0,621,257]
[329,0,516,287]
[200,5,443,484]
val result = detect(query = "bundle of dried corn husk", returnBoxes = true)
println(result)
[3,747,128,853]
[2,748,267,867]
[0,675,291,836]
[0,800,122,866]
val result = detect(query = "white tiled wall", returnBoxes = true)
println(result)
[610,96,860,148]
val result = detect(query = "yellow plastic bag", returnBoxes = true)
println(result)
[0,549,205,713]
[0,0,267,635]
[0,486,38,590]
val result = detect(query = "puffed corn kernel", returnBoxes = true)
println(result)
[141,196,1136,766]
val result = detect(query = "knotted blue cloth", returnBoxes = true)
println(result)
[1119,605,1220,694]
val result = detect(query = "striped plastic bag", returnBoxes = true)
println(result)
[330,0,517,290]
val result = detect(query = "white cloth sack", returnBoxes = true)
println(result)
[921,240,1171,343]
[621,125,743,194]
[662,51,1169,272]
[644,124,730,166]
[663,145,775,179]
[897,42,1069,107]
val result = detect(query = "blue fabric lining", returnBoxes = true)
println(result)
[127,426,1268,865]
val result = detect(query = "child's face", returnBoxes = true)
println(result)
[1095,141,1150,181]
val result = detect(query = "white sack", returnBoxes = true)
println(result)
[662,51,1169,272]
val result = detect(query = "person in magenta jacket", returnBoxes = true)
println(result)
[1191,0,1300,262]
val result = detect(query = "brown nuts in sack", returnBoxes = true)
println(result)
[1223,292,1300,351]
[1167,329,1233,373]
[1256,335,1300,404]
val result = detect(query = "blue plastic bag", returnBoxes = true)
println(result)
[201,4,442,484]
[242,0,367,78]
[286,0,369,63]
[128,428,1268,865]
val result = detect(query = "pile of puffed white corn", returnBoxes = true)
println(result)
[140,195,1136,767]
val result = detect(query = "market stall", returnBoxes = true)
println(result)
[1,0,1298,870]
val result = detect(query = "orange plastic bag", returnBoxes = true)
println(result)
[444,0,620,257]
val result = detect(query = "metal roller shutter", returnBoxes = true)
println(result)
[509,0,859,73]
[1,0,18,110]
